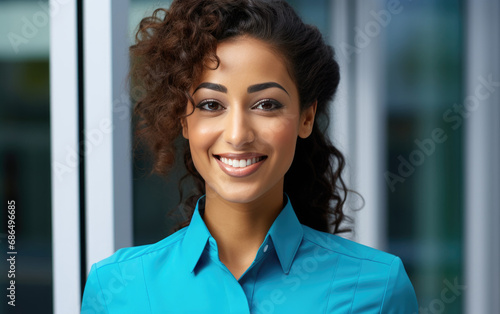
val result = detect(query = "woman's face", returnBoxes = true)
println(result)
[181,36,316,204]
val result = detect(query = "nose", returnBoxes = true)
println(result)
[223,106,255,148]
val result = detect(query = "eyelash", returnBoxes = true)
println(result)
[195,99,283,112]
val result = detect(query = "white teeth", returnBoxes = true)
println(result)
[219,156,264,167]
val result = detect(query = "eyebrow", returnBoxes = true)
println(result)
[193,82,227,94]
[192,81,289,95]
[248,82,289,95]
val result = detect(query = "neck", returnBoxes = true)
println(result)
[202,184,285,267]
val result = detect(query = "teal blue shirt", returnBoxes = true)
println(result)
[81,194,418,313]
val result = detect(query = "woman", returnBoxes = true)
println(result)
[81,0,418,313]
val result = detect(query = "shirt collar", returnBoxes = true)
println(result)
[181,193,304,275]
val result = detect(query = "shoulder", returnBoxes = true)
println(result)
[301,225,419,313]
[81,227,189,313]
[94,226,188,270]
[301,224,396,265]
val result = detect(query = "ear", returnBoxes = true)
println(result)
[181,117,189,139]
[298,101,317,139]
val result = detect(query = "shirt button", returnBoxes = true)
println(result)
[263,244,269,253]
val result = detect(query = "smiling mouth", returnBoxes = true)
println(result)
[213,155,268,168]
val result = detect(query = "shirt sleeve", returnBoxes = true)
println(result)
[380,256,418,314]
[81,263,109,314]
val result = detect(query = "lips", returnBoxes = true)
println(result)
[213,153,267,177]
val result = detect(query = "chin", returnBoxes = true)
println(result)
[206,185,268,204]
[212,191,260,204]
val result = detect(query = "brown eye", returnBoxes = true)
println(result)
[196,100,224,111]
[260,102,273,110]
[253,99,283,111]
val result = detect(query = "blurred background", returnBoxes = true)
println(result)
[0,0,498,313]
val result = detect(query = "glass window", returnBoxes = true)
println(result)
[0,0,52,312]
[384,1,463,313]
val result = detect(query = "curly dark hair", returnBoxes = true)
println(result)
[130,0,353,234]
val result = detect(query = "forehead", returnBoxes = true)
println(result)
[197,37,297,95]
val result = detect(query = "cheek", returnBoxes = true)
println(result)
[187,115,220,137]
[260,116,298,159]
[187,118,221,161]
[259,114,298,141]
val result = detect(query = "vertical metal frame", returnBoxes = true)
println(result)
[352,0,387,250]
[51,0,132,311]
[50,0,80,312]
[83,0,132,271]
[465,1,500,313]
